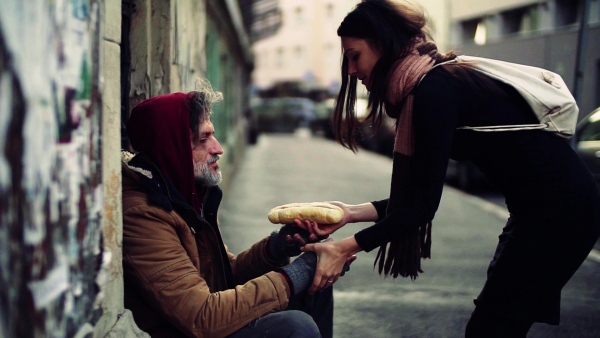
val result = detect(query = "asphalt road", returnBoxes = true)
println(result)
[219,131,600,338]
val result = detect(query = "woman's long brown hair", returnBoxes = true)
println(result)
[334,0,503,152]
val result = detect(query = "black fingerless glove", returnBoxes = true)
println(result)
[268,224,313,260]
[280,252,317,295]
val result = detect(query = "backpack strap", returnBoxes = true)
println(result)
[417,59,456,86]
[457,124,547,132]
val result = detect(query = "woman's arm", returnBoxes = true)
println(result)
[305,69,464,287]
[330,201,380,224]
[297,201,381,237]
[296,202,380,293]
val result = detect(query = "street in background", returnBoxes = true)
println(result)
[222,132,600,338]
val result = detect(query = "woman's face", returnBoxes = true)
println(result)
[341,37,381,90]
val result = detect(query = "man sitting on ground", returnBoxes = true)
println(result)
[121,80,349,337]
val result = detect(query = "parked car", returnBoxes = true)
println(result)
[309,98,335,139]
[574,106,600,192]
[356,115,396,157]
[247,97,316,143]
[307,97,396,152]
[350,98,396,157]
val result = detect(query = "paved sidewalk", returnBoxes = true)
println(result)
[218,131,600,338]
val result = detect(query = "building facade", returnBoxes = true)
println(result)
[252,0,357,93]
[251,0,450,94]
[449,0,600,119]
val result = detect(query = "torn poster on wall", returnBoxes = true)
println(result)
[0,0,104,337]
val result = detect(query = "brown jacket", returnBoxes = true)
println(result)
[122,154,291,338]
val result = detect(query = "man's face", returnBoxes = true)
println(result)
[191,119,224,186]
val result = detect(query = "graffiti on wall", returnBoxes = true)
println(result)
[0,0,104,337]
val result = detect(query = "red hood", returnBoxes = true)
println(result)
[126,92,203,211]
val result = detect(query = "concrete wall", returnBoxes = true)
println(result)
[0,1,110,336]
[96,1,149,337]
[125,0,252,190]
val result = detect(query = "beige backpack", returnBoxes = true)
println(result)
[429,55,579,139]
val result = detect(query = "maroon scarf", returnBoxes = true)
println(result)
[376,38,441,279]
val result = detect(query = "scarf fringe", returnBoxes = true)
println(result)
[374,222,432,280]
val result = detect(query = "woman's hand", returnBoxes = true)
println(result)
[302,236,361,294]
[293,201,352,237]
[293,201,380,239]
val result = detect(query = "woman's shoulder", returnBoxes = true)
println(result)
[417,65,463,91]
[413,65,465,104]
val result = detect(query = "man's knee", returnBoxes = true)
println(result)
[273,310,320,337]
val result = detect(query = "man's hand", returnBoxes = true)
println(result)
[269,222,319,260]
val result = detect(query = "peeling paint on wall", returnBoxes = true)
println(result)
[0,0,104,337]
[173,0,208,92]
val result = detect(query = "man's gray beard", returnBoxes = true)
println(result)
[194,160,222,187]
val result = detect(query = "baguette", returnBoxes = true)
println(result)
[268,202,344,224]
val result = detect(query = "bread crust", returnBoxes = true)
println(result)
[268,202,343,224]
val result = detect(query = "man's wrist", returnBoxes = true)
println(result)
[264,237,287,266]
[268,231,285,260]
[279,271,292,286]
[278,272,292,298]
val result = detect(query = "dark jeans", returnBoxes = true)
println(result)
[467,189,600,336]
[465,306,534,338]
[227,286,334,338]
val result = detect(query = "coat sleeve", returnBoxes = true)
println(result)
[123,204,290,338]
[227,237,290,285]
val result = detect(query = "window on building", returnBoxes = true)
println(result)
[294,7,304,25]
[294,46,305,65]
[460,18,481,43]
[502,8,525,34]
[276,47,284,67]
[501,6,539,35]
[556,0,579,26]
[260,50,268,68]
[326,3,334,19]
[474,21,487,45]
[522,6,539,32]
[325,43,337,64]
